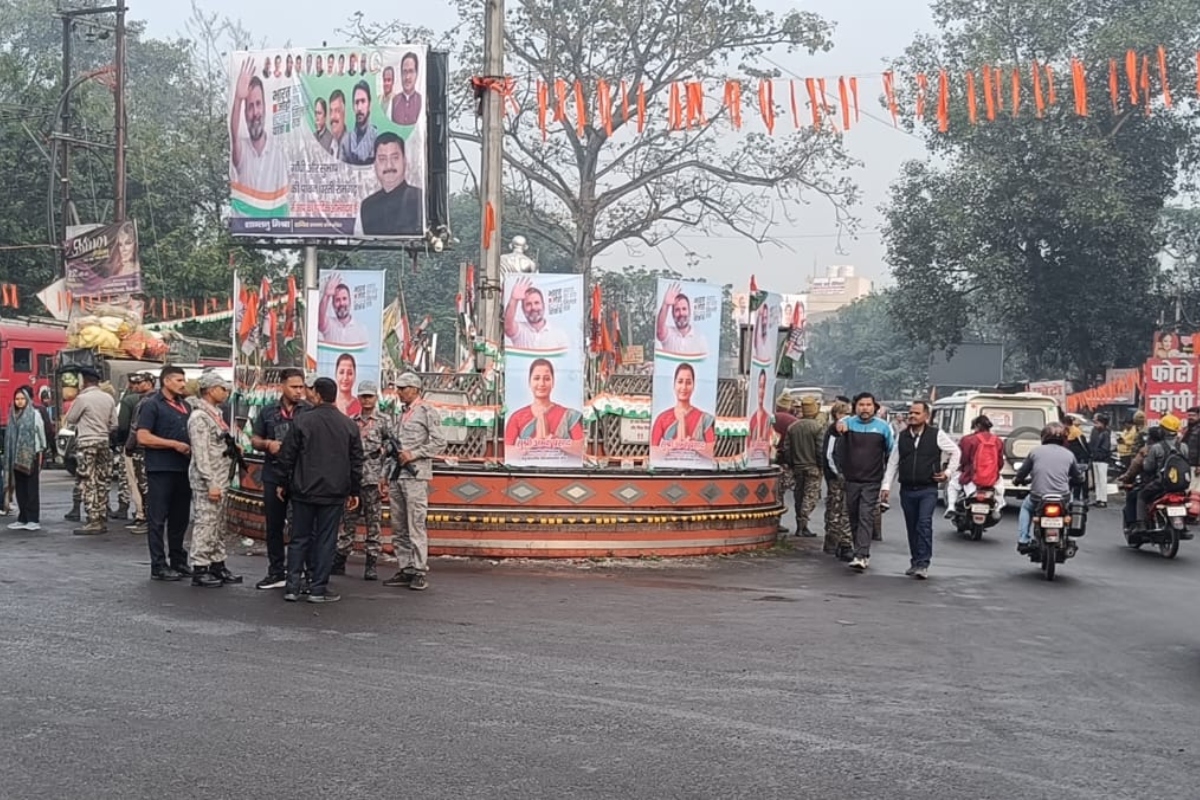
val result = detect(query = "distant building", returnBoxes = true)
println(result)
[806,265,872,316]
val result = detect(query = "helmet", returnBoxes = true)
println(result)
[1040,422,1066,445]
[1160,414,1182,433]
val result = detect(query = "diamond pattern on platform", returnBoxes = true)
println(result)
[612,484,645,505]
[755,481,771,501]
[506,481,543,504]
[731,483,751,503]
[451,481,488,503]
[700,483,723,503]
[660,483,688,505]
[558,482,595,505]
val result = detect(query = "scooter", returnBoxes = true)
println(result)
[1020,493,1084,581]
[1125,492,1192,559]
[951,486,1002,541]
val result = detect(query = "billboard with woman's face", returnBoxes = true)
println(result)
[502,273,585,467]
[746,292,781,468]
[650,278,722,470]
[64,220,143,296]
[316,268,384,416]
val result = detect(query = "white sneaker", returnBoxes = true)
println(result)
[849,557,868,570]
[23,523,41,531]
[6,521,25,530]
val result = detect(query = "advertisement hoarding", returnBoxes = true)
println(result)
[228,45,427,239]
[64,220,143,296]
[1143,358,1199,422]
[746,292,782,468]
[316,269,385,416]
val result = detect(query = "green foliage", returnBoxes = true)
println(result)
[881,0,1200,379]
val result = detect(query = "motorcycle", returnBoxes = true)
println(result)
[1125,492,1191,559]
[951,486,1001,541]
[1022,493,1083,581]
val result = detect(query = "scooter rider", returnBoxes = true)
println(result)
[1012,422,1084,554]
[945,414,1005,520]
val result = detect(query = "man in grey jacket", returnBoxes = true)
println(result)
[1013,422,1084,553]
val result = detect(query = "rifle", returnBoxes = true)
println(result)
[222,431,248,484]
[377,432,418,481]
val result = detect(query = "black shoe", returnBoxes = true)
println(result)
[331,553,347,576]
[283,587,300,602]
[1017,541,1034,555]
[307,593,341,604]
[64,505,81,522]
[212,562,243,584]
[408,574,428,591]
[72,522,108,536]
[835,546,854,563]
[383,570,414,587]
[192,566,223,588]
[151,568,183,582]
[171,563,194,577]
[109,504,129,521]
[797,528,817,538]
[256,574,287,590]
[364,555,378,581]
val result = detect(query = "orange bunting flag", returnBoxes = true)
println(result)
[573,80,586,135]
[482,201,496,251]
[915,73,928,119]
[1011,67,1021,117]
[1073,59,1089,116]
[789,79,800,128]
[882,71,899,125]
[1045,64,1057,106]
[805,78,821,128]
[1109,59,1119,111]
[597,80,613,135]
[686,81,706,127]
[1126,50,1139,104]
[724,80,742,129]
[537,80,548,139]
[937,69,949,132]
[621,79,630,122]
[637,82,646,132]
[1158,46,1172,108]
[818,77,831,119]
[982,65,996,121]
[1032,60,1045,117]
[554,78,568,121]
[849,76,860,123]
[838,76,851,130]
[758,79,775,134]
[668,82,683,130]
[965,70,978,124]
[1140,55,1151,114]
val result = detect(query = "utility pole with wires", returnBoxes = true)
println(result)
[475,0,505,369]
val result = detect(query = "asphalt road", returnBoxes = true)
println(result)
[2,473,1199,799]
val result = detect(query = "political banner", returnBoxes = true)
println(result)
[502,273,585,468]
[650,279,722,470]
[746,291,782,468]
[316,269,385,416]
[1027,380,1069,409]
[227,45,427,239]
[1143,357,1199,422]
[64,221,143,296]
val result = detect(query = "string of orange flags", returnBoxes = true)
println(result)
[1065,370,1143,413]
[0,283,19,308]
[515,47,1200,137]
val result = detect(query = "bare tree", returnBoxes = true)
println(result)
[449,0,859,278]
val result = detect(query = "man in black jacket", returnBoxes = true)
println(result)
[1089,413,1114,508]
[276,377,364,604]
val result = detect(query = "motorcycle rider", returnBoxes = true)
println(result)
[1013,422,1084,554]
[1117,425,1163,533]
[1131,413,1188,533]
[945,414,1005,520]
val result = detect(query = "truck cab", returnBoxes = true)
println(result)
[0,323,68,436]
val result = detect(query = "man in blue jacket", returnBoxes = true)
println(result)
[834,392,895,570]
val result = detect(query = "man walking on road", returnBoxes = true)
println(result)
[1089,413,1113,507]
[885,400,960,579]
[834,393,895,571]
[64,366,116,536]
[276,377,363,604]
[784,396,824,538]
[137,366,195,580]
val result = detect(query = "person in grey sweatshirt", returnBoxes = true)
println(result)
[1013,422,1084,552]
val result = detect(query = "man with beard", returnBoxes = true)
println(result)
[655,282,709,356]
[318,272,370,345]
[229,57,288,209]
[312,97,333,152]
[390,52,423,125]
[503,276,568,349]
[357,133,423,235]
[341,80,378,165]
[327,90,348,160]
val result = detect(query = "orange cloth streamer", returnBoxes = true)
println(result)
[882,71,898,125]
[982,65,996,121]
[965,70,977,123]
[537,80,548,139]
[1158,46,1173,108]
[573,80,586,135]
[758,79,775,134]
[724,80,742,129]
[838,76,851,130]
[597,79,613,135]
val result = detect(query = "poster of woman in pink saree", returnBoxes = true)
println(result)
[650,362,715,465]
[503,358,584,465]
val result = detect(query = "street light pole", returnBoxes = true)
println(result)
[59,15,74,233]
[113,0,127,222]
[476,0,505,365]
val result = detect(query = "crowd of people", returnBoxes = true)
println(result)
[7,365,446,604]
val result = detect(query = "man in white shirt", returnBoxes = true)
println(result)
[229,57,289,210]
[318,272,370,345]
[656,282,709,356]
[504,276,568,350]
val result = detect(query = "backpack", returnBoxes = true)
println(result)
[972,433,1003,488]
[1160,443,1191,492]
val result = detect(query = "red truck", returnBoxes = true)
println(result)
[0,322,67,434]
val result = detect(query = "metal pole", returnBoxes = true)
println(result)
[477,0,505,358]
[59,15,73,240]
[303,246,318,291]
[113,0,127,222]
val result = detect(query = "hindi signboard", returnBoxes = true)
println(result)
[227,45,427,239]
[1143,358,1199,422]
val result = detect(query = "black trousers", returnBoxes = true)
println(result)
[146,471,191,571]
[262,481,288,578]
[288,500,343,596]
[14,464,40,523]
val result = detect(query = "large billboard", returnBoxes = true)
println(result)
[502,274,585,468]
[746,292,782,468]
[227,46,428,239]
[650,279,722,470]
[64,221,142,296]
[1143,358,1198,422]
[316,269,385,416]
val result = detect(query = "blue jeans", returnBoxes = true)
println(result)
[1018,495,1036,543]
[900,485,938,567]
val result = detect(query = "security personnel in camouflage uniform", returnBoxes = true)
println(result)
[333,380,390,581]
[784,396,825,538]
[186,372,243,587]
[382,373,446,591]
[63,366,117,535]
[821,400,853,560]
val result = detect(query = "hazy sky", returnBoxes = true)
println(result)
[140,0,935,292]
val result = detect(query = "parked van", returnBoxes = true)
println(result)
[0,322,67,435]
[931,391,1061,500]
